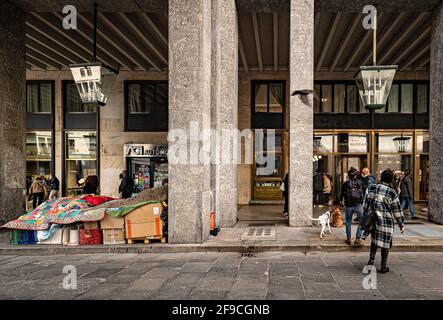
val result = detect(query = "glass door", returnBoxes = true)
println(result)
[253,130,284,200]
[129,158,151,193]
[416,154,429,201]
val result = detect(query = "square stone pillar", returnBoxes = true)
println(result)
[168,0,212,243]
[289,0,314,226]
[211,0,238,227]
[429,1,443,225]
[0,2,26,225]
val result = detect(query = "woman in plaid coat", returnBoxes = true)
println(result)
[363,169,405,273]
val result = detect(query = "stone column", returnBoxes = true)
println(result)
[211,0,238,227]
[168,0,212,243]
[0,2,26,225]
[429,2,443,225]
[289,0,314,226]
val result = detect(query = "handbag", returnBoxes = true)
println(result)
[360,203,376,240]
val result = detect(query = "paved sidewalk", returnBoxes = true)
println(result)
[1,251,443,300]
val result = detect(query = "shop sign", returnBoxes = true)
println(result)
[125,144,168,157]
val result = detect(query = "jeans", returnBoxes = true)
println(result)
[345,204,364,240]
[32,192,44,209]
[313,191,323,205]
[401,196,415,218]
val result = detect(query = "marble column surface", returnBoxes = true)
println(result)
[0,1,26,225]
[289,0,314,226]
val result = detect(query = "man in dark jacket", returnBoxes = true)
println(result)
[400,169,418,220]
[341,168,365,246]
[119,170,134,199]
[48,173,60,200]
[313,169,324,207]
[361,167,376,194]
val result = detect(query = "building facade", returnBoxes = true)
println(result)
[1,0,442,243]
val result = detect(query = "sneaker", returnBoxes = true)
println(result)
[411,216,420,220]
[354,238,364,247]
[318,205,324,208]
[345,239,352,245]
[421,207,428,212]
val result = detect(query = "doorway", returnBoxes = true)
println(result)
[334,155,368,201]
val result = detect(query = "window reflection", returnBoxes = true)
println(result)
[376,133,413,153]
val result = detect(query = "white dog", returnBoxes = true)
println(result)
[307,211,332,239]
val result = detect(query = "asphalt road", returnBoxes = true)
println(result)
[1,251,443,300]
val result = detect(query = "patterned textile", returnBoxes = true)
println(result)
[1,197,92,230]
[363,182,404,249]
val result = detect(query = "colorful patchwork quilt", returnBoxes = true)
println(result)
[1,197,160,231]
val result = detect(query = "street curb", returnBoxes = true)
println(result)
[2,243,443,255]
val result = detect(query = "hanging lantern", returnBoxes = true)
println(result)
[69,3,118,107]
[354,65,397,110]
[69,62,114,106]
[393,134,411,153]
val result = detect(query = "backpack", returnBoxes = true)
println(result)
[346,179,363,205]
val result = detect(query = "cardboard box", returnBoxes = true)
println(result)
[124,203,163,239]
[102,229,126,245]
[101,214,124,230]
[84,221,100,230]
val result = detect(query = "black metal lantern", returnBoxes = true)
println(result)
[393,134,411,153]
[354,6,397,110]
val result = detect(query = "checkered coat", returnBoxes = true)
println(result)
[363,182,404,249]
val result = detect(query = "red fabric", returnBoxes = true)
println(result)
[80,229,102,245]
[81,195,115,207]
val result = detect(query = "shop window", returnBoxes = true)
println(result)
[125,81,168,131]
[321,85,333,112]
[27,83,52,113]
[346,85,360,113]
[401,84,413,113]
[65,82,96,113]
[314,134,334,153]
[335,133,369,153]
[252,81,285,129]
[417,132,430,153]
[65,131,97,197]
[386,84,399,113]
[26,131,52,180]
[416,84,428,114]
[333,84,345,113]
[375,133,413,153]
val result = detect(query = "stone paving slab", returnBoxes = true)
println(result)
[1,252,443,300]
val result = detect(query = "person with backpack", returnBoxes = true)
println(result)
[399,169,418,220]
[313,169,324,208]
[340,168,365,246]
[363,169,405,273]
[29,176,46,209]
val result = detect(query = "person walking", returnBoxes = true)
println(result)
[363,169,405,273]
[48,173,60,200]
[313,169,324,207]
[400,169,418,220]
[29,176,46,209]
[323,174,332,206]
[341,168,365,246]
[361,167,376,194]
[118,170,134,199]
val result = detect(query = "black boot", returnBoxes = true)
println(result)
[380,248,390,273]
[368,243,377,265]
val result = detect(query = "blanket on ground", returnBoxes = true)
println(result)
[1,195,115,231]
[1,198,160,231]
